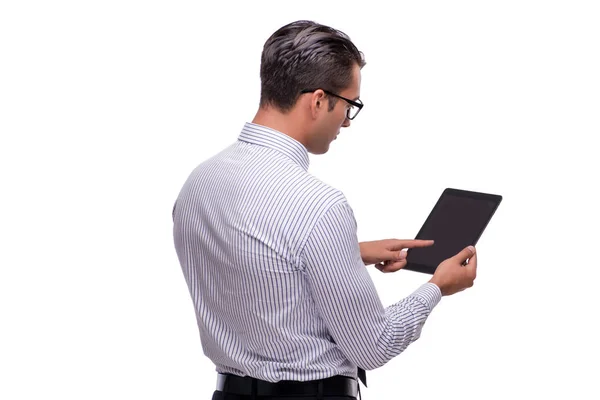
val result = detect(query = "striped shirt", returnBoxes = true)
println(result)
[172,122,442,383]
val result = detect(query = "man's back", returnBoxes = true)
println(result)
[173,123,357,382]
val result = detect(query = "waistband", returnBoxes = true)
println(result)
[216,373,359,398]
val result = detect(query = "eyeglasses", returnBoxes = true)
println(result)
[300,89,364,120]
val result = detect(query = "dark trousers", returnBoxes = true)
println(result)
[211,391,357,400]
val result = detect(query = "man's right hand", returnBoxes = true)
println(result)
[429,246,477,296]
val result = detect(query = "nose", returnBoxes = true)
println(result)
[342,117,351,128]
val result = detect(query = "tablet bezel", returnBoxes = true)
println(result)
[404,188,502,275]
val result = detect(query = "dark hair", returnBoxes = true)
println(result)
[259,20,366,112]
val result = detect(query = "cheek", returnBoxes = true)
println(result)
[340,108,349,123]
[332,108,346,125]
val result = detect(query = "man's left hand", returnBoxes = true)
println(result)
[359,239,435,273]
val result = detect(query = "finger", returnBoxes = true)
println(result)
[390,249,408,261]
[383,260,407,273]
[376,263,393,273]
[465,251,477,278]
[396,239,435,249]
[453,245,476,264]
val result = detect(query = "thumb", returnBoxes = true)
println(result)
[454,246,476,264]
[465,251,478,273]
[395,250,408,261]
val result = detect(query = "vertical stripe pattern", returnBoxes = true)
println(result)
[172,122,442,383]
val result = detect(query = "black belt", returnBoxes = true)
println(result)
[216,373,359,398]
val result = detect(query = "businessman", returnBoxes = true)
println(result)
[172,20,477,400]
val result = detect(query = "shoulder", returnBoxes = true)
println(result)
[292,174,358,247]
[297,173,348,213]
[295,178,358,266]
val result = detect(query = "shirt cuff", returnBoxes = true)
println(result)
[409,282,442,312]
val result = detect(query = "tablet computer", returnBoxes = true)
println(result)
[405,188,502,275]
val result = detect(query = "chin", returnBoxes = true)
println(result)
[308,144,330,155]
[313,147,329,155]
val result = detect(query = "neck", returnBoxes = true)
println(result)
[252,106,308,147]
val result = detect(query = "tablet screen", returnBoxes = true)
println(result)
[406,189,501,274]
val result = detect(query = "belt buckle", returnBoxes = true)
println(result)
[216,373,250,395]
[216,374,226,390]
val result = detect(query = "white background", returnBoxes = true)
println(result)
[1,1,599,399]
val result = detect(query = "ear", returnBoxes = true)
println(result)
[310,89,327,119]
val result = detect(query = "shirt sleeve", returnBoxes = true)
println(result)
[300,201,442,370]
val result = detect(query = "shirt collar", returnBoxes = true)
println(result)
[238,122,310,171]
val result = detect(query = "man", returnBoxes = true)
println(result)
[172,20,477,400]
